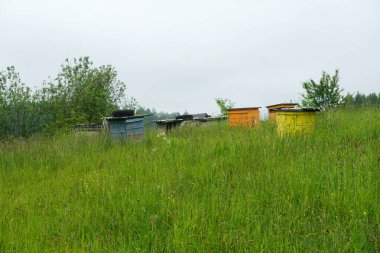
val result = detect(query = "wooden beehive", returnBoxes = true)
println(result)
[227,107,261,127]
[275,108,319,137]
[266,103,298,122]
[104,116,145,140]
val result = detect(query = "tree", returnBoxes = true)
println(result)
[343,93,354,106]
[44,57,126,128]
[0,66,39,137]
[366,93,379,105]
[301,70,343,109]
[0,57,128,137]
[215,98,235,115]
[354,92,366,106]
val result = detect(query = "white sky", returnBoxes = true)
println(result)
[0,0,379,114]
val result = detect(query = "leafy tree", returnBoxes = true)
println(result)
[55,57,126,123]
[0,67,39,137]
[215,98,235,115]
[40,57,126,131]
[301,70,343,109]
[0,57,128,137]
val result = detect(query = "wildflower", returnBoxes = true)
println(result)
[156,132,165,138]
[161,136,171,145]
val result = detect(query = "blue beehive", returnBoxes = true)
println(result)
[105,116,144,140]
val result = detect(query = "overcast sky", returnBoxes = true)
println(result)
[0,0,379,114]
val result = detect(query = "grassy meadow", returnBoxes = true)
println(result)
[0,108,379,252]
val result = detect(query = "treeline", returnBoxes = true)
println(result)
[124,97,181,122]
[344,92,380,106]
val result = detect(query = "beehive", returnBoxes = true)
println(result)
[275,108,319,136]
[104,116,145,140]
[227,107,260,127]
[266,103,298,122]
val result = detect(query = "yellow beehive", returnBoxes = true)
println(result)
[266,103,298,122]
[276,108,319,136]
[227,107,261,127]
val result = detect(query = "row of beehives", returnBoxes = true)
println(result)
[154,113,228,134]
[100,103,319,140]
[227,103,320,136]
[101,112,228,140]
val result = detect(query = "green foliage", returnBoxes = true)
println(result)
[344,92,380,107]
[215,97,235,115]
[49,57,126,125]
[0,57,126,137]
[301,70,344,109]
[0,67,40,137]
[0,108,379,251]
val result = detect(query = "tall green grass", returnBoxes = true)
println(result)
[0,108,379,252]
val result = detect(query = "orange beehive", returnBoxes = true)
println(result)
[227,107,261,127]
[266,103,298,122]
